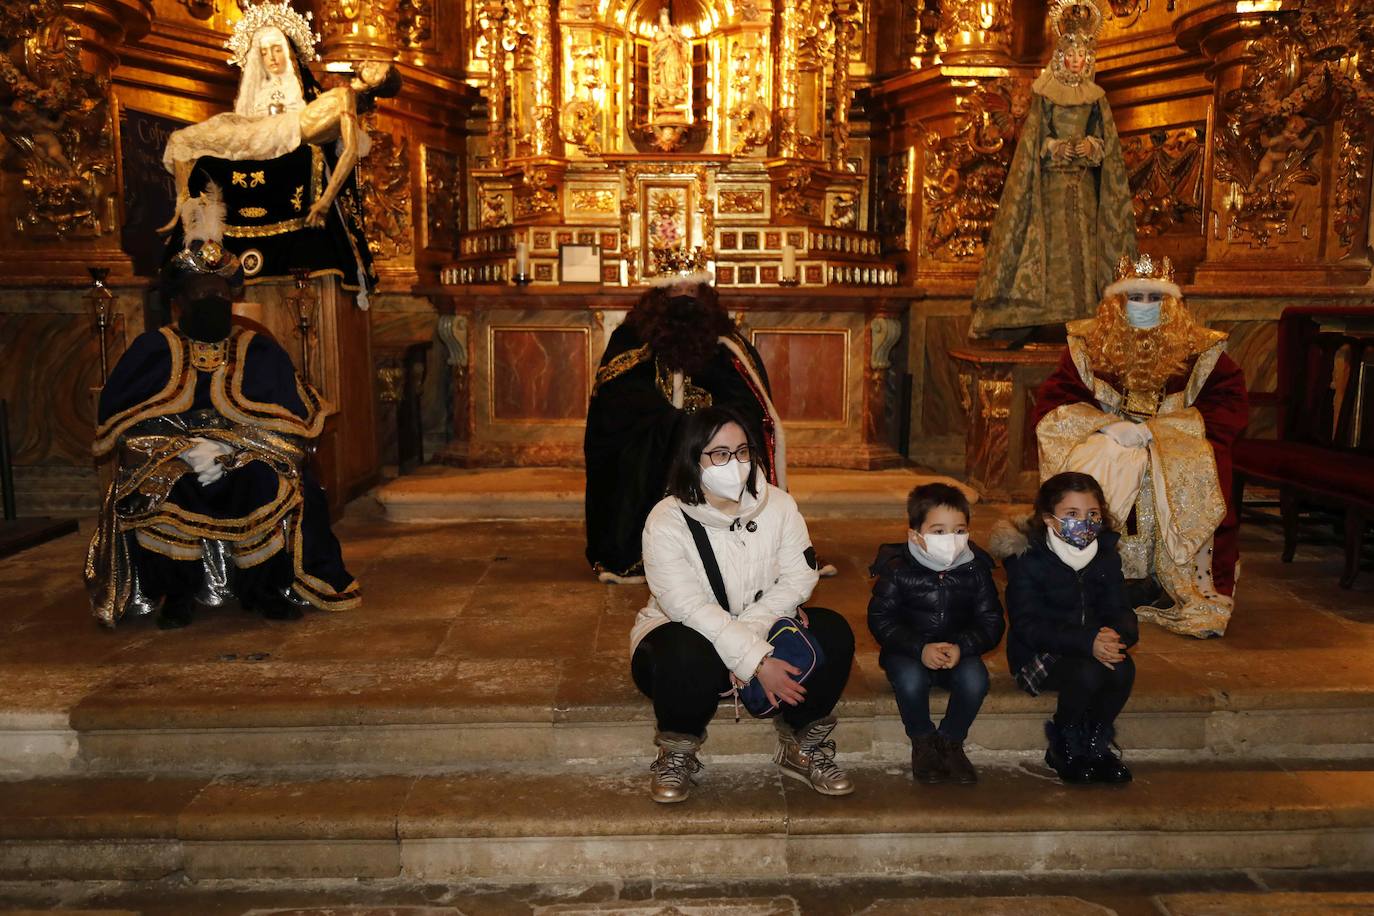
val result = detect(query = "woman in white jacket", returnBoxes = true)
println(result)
[630,405,855,803]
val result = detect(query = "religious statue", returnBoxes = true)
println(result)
[584,250,783,584]
[971,0,1137,340]
[87,190,360,629]
[649,7,692,146]
[159,1,399,307]
[1032,254,1250,639]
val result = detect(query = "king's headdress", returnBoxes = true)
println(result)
[1103,252,1181,300]
[649,246,714,288]
[226,1,320,67]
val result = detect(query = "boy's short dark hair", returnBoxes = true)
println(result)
[907,483,970,530]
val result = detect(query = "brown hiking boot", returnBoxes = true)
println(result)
[939,733,978,784]
[649,731,703,803]
[911,732,947,784]
[774,716,854,796]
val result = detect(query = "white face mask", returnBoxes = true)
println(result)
[911,532,969,570]
[701,460,750,502]
[1125,294,1162,329]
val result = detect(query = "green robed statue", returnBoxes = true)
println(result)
[971,0,1137,340]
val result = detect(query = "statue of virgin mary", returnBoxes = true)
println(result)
[970,0,1137,340]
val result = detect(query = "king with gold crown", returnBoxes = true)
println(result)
[1028,254,1251,638]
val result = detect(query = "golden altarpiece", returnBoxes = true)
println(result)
[0,0,1371,509]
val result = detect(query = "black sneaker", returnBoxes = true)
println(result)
[911,732,948,784]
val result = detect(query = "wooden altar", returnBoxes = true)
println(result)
[426,285,919,471]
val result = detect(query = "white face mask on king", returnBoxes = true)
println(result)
[701,460,751,502]
[913,532,969,569]
[1124,292,1163,329]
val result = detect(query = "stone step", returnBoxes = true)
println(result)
[1,762,1371,883]
[373,466,979,522]
[7,653,1370,778]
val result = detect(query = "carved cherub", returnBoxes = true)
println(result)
[1249,114,1317,192]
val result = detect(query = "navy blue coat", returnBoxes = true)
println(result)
[1003,528,1138,676]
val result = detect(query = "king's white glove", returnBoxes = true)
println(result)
[1100,420,1153,449]
[184,437,234,485]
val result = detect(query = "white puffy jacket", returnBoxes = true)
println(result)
[630,483,821,681]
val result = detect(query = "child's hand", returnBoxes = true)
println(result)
[1092,627,1127,669]
[757,656,806,707]
[921,644,945,669]
[944,643,962,669]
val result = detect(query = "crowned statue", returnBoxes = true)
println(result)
[583,249,783,584]
[1032,254,1250,638]
[971,0,1137,340]
[160,1,400,307]
[87,189,360,629]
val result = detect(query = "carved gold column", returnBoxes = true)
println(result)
[318,0,400,63]
[0,0,152,283]
[829,0,859,172]
[937,0,1012,66]
[777,0,803,158]
[484,0,510,168]
[1176,0,1374,289]
[527,0,556,158]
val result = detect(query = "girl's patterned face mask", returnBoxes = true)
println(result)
[1054,514,1103,549]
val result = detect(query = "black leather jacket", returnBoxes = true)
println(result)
[1003,528,1139,675]
[866,542,1006,659]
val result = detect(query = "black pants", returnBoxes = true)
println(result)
[630,606,855,738]
[1042,654,1136,727]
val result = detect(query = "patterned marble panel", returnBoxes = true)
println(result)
[0,313,109,465]
[490,328,589,422]
[1216,318,1279,440]
[372,307,445,465]
[921,314,972,438]
[752,330,847,424]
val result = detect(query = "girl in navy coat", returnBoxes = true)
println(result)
[993,472,1138,784]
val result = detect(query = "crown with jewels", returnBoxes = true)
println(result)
[1050,0,1103,39]
[1104,252,1181,300]
[226,1,320,68]
[649,246,713,287]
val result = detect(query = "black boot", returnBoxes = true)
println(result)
[1085,720,1132,784]
[1044,719,1094,785]
[911,732,947,784]
[246,588,304,621]
[156,593,195,629]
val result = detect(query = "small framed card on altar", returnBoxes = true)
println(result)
[558,243,602,284]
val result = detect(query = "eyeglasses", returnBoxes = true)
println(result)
[702,445,751,466]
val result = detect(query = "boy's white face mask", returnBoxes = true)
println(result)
[910,531,969,570]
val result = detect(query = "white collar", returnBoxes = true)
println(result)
[679,483,769,530]
[1047,528,1098,571]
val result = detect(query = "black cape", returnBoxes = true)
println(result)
[583,321,776,577]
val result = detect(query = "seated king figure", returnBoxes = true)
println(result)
[1032,254,1250,638]
[86,191,360,629]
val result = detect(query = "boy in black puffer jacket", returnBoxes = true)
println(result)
[868,483,1005,785]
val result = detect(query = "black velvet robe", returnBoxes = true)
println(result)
[583,322,776,578]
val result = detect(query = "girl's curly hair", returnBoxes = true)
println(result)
[626,282,734,375]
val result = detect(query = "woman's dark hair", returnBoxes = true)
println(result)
[1031,471,1116,539]
[665,404,764,506]
[626,282,733,376]
[907,482,970,530]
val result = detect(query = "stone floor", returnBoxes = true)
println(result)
[0,488,1372,911]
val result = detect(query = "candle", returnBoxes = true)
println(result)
[781,244,796,281]
[619,259,628,287]
[515,241,529,277]
[629,213,641,244]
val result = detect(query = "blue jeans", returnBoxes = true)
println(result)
[880,649,990,743]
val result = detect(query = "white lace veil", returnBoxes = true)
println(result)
[234,26,306,118]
